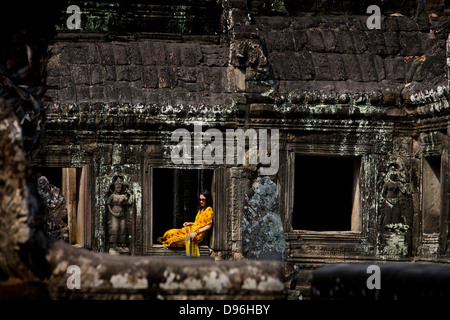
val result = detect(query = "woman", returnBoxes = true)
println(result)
[157,190,213,256]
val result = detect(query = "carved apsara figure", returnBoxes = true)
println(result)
[379,162,409,231]
[107,176,129,250]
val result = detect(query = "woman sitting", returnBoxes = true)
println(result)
[157,190,213,256]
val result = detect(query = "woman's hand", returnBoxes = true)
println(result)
[183,222,194,227]
[188,231,197,239]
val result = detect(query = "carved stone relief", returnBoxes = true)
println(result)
[106,175,130,254]
[378,157,413,256]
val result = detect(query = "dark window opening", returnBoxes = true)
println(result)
[293,155,360,231]
[152,168,213,244]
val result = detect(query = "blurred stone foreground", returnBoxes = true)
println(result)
[0,101,286,300]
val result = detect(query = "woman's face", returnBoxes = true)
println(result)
[199,194,206,208]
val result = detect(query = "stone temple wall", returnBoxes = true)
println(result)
[2,0,450,300]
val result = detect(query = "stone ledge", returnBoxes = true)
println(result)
[45,241,287,300]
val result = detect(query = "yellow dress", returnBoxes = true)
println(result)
[158,206,213,256]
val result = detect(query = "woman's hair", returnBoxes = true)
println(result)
[199,189,213,210]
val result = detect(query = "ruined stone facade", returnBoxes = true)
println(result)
[3,0,450,299]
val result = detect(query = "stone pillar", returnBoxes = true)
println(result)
[230,168,251,259]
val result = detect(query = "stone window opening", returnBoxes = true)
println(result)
[292,155,362,232]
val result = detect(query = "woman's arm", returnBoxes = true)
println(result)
[197,224,212,234]
[188,223,212,239]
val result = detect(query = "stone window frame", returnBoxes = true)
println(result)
[281,143,370,247]
[142,162,228,256]
[418,129,449,256]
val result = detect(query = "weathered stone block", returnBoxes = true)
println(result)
[70,66,90,85]
[58,86,76,103]
[384,17,399,32]
[264,31,294,52]
[373,55,386,81]
[98,43,115,65]
[200,45,228,67]
[104,85,118,103]
[384,58,406,81]
[358,55,378,82]
[166,43,182,66]
[320,16,350,30]
[399,32,424,56]
[350,31,369,54]
[180,43,203,67]
[142,66,159,88]
[176,67,202,84]
[139,41,156,66]
[112,43,129,65]
[153,42,168,66]
[203,67,228,92]
[158,66,177,89]
[75,85,90,103]
[115,66,131,82]
[396,17,419,32]
[291,30,308,51]
[117,85,132,104]
[89,65,104,85]
[334,31,355,54]
[46,76,60,88]
[365,30,387,56]
[256,16,290,31]
[89,86,105,101]
[298,51,315,80]
[104,66,116,81]
[127,42,142,65]
[306,30,325,52]
[327,54,347,81]
[141,89,160,105]
[292,16,319,30]
[341,54,363,82]
[130,85,143,105]
[383,32,401,55]
[311,53,331,81]
[321,30,337,52]
[66,43,98,65]
[415,17,430,32]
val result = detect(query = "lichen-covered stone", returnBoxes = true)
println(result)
[37,176,69,242]
[241,176,286,261]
